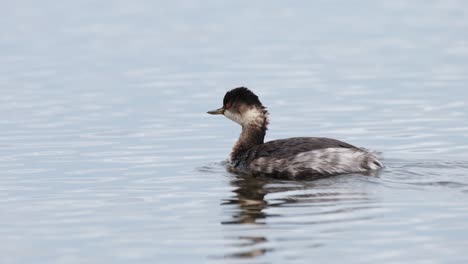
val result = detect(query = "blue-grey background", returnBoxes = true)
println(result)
[1,1,467,263]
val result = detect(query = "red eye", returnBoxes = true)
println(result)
[225,102,231,109]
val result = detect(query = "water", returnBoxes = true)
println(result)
[1,1,468,263]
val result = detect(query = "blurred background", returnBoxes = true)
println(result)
[1,1,467,264]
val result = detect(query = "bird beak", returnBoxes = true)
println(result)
[207,107,224,115]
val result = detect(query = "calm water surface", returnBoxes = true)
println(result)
[1,1,468,263]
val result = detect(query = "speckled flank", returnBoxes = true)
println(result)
[249,148,383,178]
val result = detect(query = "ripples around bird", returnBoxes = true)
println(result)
[1,1,468,263]
[199,158,468,262]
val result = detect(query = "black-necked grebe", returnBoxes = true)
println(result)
[207,87,383,179]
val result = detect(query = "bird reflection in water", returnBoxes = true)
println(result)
[222,175,272,225]
[221,174,278,258]
[221,174,321,258]
[221,172,376,259]
[221,173,346,225]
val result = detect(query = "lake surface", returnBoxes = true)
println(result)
[1,1,468,263]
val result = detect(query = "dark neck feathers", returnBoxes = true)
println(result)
[230,108,269,162]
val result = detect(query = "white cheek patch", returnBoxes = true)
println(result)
[224,110,243,124]
[224,108,264,126]
[242,108,264,125]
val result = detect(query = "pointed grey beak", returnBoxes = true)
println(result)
[207,107,224,115]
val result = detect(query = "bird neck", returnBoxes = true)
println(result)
[230,124,267,162]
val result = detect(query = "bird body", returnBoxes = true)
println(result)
[208,87,383,179]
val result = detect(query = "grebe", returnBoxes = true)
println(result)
[207,87,383,179]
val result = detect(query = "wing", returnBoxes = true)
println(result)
[248,137,357,161]
[239,137,377,179]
